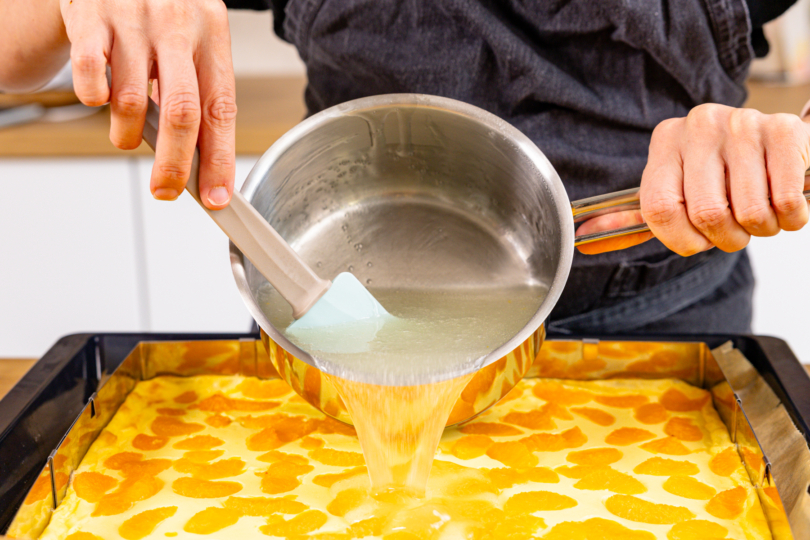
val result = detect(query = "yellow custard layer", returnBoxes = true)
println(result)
[36,375,772,540]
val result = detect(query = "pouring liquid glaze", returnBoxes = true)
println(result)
[260,283,546,497]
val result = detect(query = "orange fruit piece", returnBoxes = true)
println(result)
[570,407,615,427]
[605,427,655,446]
[595,394,649,408]
[223,496,308,516]
[260,510,328,536]
[173,457,246,480]
[237,378,292,399]
[484,467,559,489]
[485,441,538,468]
[660,389,709,412]
[556,465,612,479]
[300,436,325,450]
[574,468,647,495]
[193,393,280,413]
[566,447,623,466]
[93,476,164,516]
[151,416,205,437]
[639,437,691,456]
[448,435,493,460]
[205,414,232,428]
[634,457,700,476]
[532,381,592,406]
[504,491,577,514]
[327,487,368,517]
[501,410,555,431]
[309,448,365,467]
[542,517,656,540]
[522,426,588,452]
[708,447,741,477]
[481,515,546,540]
[171,477,242,498]
[119,506,177,540]
[256,450,311,465]
[313,417,357,437]
[350,516,388,538]
[73,471,118,503]
[663,476,716,500]
[542,402,574,420]
[664,417,703,442]
[183,507,241,534]
[634,403,669,424]
[65,533,105,540]
[312,466,367,488]
[120,459,172,478]
[258,461,314,494]
[173,391,198,404]
[104,452,143,470]
[132,434,169,451]
[667,519,729,540]
[705,486,747,519]
[246,428,284,452]
[156,408,186,416]
[183,450,225,462]
[461,422,524,436]
[605,494,695,524]
[173,435,224,450]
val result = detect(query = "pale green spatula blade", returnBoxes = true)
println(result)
[288,272,391,330]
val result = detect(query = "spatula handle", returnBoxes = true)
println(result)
[142,98,331,318]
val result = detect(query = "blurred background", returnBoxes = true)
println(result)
[1,5,809,369]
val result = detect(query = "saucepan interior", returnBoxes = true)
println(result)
[231,94,574,383]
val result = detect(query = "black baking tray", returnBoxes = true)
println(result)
[1,331,808,532]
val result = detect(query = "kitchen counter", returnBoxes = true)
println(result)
[0,360,35,400]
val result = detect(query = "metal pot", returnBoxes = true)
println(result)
[231,94,643,425]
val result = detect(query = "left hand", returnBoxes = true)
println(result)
[577,104,810,255]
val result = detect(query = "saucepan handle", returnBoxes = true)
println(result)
[571,187,810,247]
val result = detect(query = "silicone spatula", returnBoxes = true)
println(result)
[142,98,390,330]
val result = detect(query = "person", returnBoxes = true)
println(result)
[0,0,806,335]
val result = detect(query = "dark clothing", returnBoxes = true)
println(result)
[225,0,790,335]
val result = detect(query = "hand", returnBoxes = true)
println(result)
[577,104,810,255]
[61,0,237,209]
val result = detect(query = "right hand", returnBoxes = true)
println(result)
[61,0,237,209]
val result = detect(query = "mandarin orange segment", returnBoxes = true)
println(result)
[634,457,700,476]
[256,450,311,465]
[309,448,365,467]
[705,486,747,519]
[172,457,246,479]
[500,410,556,431]
[237,378,292,399]
[531,381,592,405]
[312,466,367,488]
[300,436,325,449]
[119,506,177,540]
[156,408,186,416]
[556,464,612,479]
[223,495,308,516]
[708,447,741,477]
[484,467,559,489]
[173,391,198,404]
[660,389,709,412]
[183,450,225,462]
[173,435,224,450]
[204,414,232,428]
[65,533,105,540]
[542,517,656,540]
[667,519,729,540]
[193,393,280,413]
[171,477,242,498]
[93,476,164,516]
[25,474,53,504]
[566,447,623,466]
[638,437,692,456]
[485,441,539,468]
[258,460,314,494]
[604,494,695,524]
[663,476,717,500]
[104,452,143,470]
[73,471,118,503]
[605,427,656,446]
[448,435,493,460]
[350,516,388,538]
[664,417,703,442]
[522,426,587,452]
[570,406,615,427]
[120,458,172,478]
[594,394,649,408]
[151,416,205,437]
[634,403,669,424]
[573,468,647,495]
[460,422,524,436]
[327,487,369,517]
[503,491,577,514]
[260,509,328,536]
[132,434,169,451]
[183,507,241,534]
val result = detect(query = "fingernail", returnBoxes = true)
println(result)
[153,188,179,201]
[207,186,230,207]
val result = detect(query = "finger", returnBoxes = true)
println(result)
[764,114,810,231]
[108,35,150,150]
[725,109,779,237]
[682,108,750,252]
[575,210,654,255]
[150,46,201,201]
[196,19,237,210]
[641,118,712,256]
[68,22,111,107]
